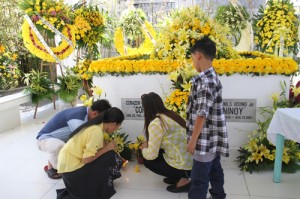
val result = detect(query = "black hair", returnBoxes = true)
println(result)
[190,36,216,60]
[141,92,186,140]
[69,107,124,139]
[91,99,112,113]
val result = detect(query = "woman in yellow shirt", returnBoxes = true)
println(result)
[56,107,124,199]
[140,92,193,193]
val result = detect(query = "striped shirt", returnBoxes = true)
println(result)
[186,67,229,157]
[36,106,88,142]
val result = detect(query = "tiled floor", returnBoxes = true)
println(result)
[0,101,300,199]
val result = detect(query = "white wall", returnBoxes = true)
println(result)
[93,74,290,147]
[93,74,172,140]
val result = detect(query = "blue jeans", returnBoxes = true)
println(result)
[188,155,226,199]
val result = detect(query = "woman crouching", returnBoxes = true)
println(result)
[56,107,124,199]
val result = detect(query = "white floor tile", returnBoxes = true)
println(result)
[1,158,62,183]
[224,169,249,196]
[0,158,28,179]
[111,188,181,199]
[0,182,56,199]
[116,163,167,191]
[227,195,250,199]
[245,170,300,199]
[0,101,299,199]
[40,183,65,199]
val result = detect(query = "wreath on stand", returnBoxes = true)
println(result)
[22,21,76,63]
[20,0,79,116]
[215,2,250,46]
[114,21,156,56]
[114,9,156,56]
[20,0,76,63]
[254,0,299,56]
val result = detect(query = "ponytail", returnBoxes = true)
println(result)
[69,107,124,139]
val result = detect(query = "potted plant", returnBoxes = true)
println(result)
[56,71,81,106]
[23,69,54,118]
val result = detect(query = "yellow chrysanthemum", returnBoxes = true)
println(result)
[91,86,103,97]
[0,45,5,53]
[80,94,87,102]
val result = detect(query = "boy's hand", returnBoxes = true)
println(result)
[187,139,197,154]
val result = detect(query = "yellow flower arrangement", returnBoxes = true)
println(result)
[72,5,105,49]
[19,0,76,62]
[152,6,240,62]
[0,48,21,90]
[237,82,300,173]
[215,3,250,45]
[20,0,71,33]
[163,52,297,119]
[89,59,180,75]
[83,96,93,107]
[89,53,297,76]
[22,21,76,63]
[104,131,131,154]
[119,8,147,41]
[79,85,105,106]
[128,135,145,151]
[72,59,93,81]
[164,62,197,118]
[129,135,145,164]
[254,0,299,56]
[114,21,156,56]
[213,57,297,75]
[165,89,189,119]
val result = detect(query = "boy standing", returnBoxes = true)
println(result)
[186,36,229,199]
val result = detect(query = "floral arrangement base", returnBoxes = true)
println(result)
[137,157,144,165]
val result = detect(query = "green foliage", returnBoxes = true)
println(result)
[56,72,81,103]
[215,3,250,45]
[23,69,54,104]
[104,131,131,155]
[119,8,147,43]
[0,0,24,52]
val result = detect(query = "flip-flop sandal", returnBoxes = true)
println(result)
[44,165,62,179]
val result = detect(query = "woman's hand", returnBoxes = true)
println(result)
[104,142,115,152]
[82,142,116,164]
[139,142,148,150]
